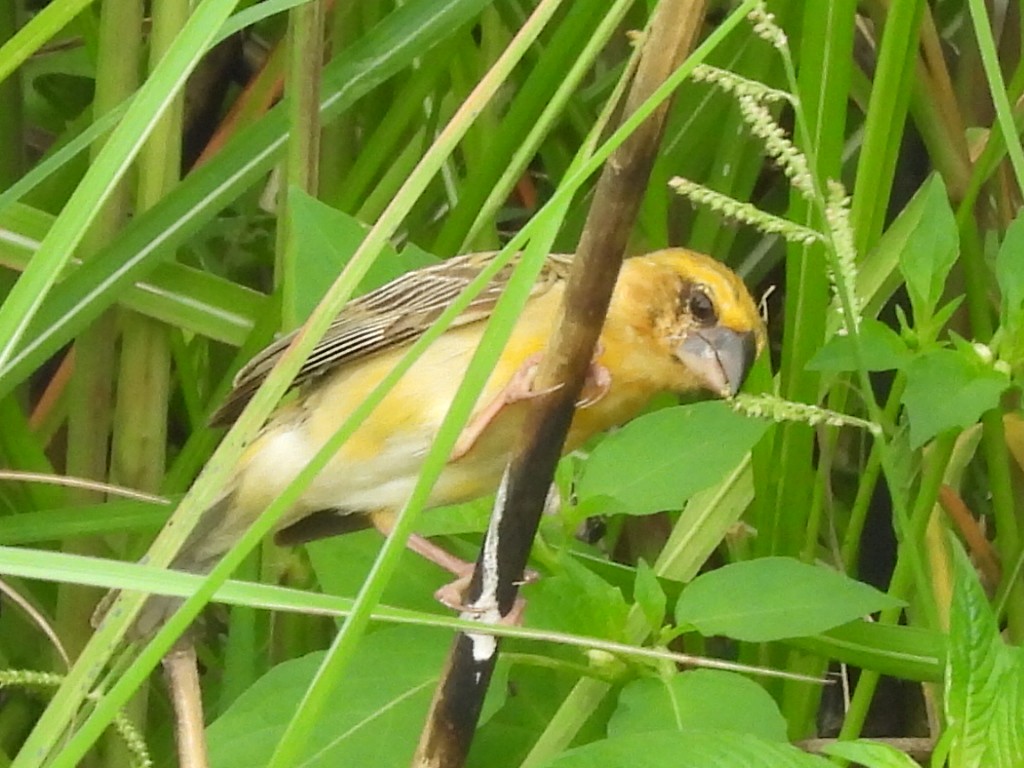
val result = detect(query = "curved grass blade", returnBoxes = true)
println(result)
[0,0,491,398]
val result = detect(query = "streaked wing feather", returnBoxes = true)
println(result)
[211,252,572,425]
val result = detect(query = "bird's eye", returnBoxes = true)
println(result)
[688,288,717,325]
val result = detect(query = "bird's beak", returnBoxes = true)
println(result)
[676,327,758,397]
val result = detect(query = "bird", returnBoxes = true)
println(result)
[128,248,764,634]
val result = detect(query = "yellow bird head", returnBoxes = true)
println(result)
[603,248,765,401]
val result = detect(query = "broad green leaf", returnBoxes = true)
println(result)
[411,495,491,537]
[674,557,903,642]
[896,173,958,326]
[472,663,590,767]
[524,556,629,642]
[609,671,787,742]
[850,177,943,329]
[577,402,768,516]
[984,648,1024,768]
[633,559,667,632]
[539,730,832,768]
[206,626,448,768]
[807,318,911,372]
[654,454,754,584]
[788,620,944,682]
[822,739,920,768]
[946,537,1011,768]
[901,348,1010,448]
[287,187,439,321]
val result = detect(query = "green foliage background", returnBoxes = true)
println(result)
[0,1,1022,766]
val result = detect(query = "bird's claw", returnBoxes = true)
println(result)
[434,566,537,626]
[576,360,611,408]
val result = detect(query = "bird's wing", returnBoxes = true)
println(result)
[211,251,574,425]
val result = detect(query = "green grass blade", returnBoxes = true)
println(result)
[0,0,241,373]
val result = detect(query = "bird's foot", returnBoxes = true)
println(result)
[450,353,554,461]
[434,566,537,626]
[576,343,611,408]
[451,348,611,460]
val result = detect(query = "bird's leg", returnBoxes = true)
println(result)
[369,510,473,576]
[450,347,611,461]
[370,512,533,624]
[407,533,475,576]
[449,353,550,462]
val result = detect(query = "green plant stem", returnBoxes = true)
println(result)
[850,0,925,254]
[318,4,360,204]
[763,0,855,565]
[964,0,1024,643]
[981,409,1024,641]
[520,677,612,768]
[778,7,898,536]
[967,0,1024,189]
[839,376,907,570]
[956,54,1024,221]
[111,0,184,531]
[0,1,21,188]
[838,430,957,742]
[908,7,971,200]
[955,214,993,347]
[57,0,143,662]
[278,0,325,330]
[757,35,910,741]
[799,453,829,563]
[951,63,1024,342]
[107,1,187,760]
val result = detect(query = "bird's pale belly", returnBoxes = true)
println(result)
[298,430,510,518]
[233,404,512,533]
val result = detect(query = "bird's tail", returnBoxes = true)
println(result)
[92,491,238,640]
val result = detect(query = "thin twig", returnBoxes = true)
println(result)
[797,736,934,762]
[412,3,706,766]
[0,578,70,669]
[163,646,209,768]
[0,469,169,504]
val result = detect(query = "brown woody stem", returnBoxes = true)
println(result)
[412,3,707,766]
